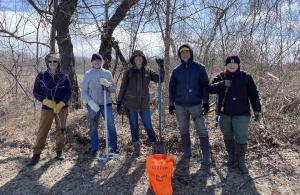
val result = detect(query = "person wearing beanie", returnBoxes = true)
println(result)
[82,53,119,156]
[117,50,164,155]
[29,53,71,166]
[209,55,262,174]
[169,44,211,166]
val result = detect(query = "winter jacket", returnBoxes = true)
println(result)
[209,70,261,116]
[33,71,71,110]
[117,66,164,112]
[169,44,209,107]
[82,68,116,106]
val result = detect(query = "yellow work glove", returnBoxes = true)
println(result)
[42,98,56,109]
[54,101,65,114]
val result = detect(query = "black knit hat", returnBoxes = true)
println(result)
[130,50,147,66]
[225,55,240,66]
[91,53,103,62]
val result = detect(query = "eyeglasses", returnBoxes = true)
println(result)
[48,60,58,63]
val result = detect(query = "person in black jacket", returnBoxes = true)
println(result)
[169,44,210,165]
[209,55,261,174]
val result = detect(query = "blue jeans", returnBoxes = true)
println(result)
[128,109,157,144]
[87,104,118,154]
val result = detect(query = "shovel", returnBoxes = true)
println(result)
[153,58,167,154]
[99,86,119,163]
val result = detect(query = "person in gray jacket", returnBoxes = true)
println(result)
[82,53,119,156]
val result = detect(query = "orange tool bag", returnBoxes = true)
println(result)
[146,154,175,195]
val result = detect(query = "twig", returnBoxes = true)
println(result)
[237,173,271,191]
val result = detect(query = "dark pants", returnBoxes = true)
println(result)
[128,109,157,144]
[87,104,118,154]
[219,114,250,144]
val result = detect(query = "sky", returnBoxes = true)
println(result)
[0,0,165,59]
[0,0,299,62]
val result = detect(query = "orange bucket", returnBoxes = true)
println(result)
[146,154,175,195]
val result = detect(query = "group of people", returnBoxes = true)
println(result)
[29,44,262,174]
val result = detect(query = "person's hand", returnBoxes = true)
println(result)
[117,103,123,115]
[202,103,210,115]
[169,105,176,115]
[224,80,232,88]
[155,58,164,68]
[54,101,65,114]
[100,78,111,88]
[88,100,100,112]
[42,98,56,109]
[254,112,261,122]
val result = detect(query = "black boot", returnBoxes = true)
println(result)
[224,140,235,168]
[235,143,249,174]
[200,136,211,166]
[181,133,191,159]
[133,143,141,156]
[27,154,40,166]
[56,151,64,161]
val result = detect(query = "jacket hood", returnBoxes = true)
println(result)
[130,50,147,67]
[177,44,194,64]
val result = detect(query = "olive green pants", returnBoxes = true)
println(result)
[219,114,250,144]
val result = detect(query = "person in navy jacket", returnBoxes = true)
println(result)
[29,53,71,166]
[169,44,211,165]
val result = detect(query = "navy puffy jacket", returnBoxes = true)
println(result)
[169,44,209,106]
[33,71,71,110]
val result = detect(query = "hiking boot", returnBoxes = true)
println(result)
[224,140,236,168]
[133,143,140,156]
[200,136,211,166]
[27,154,40,166]
[235,143,249,174]
[56,151,64,161]
[181,133,191,159]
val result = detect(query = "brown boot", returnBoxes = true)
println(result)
[56,151,64,161]
[133,143,140,156]
[27,154,40,166]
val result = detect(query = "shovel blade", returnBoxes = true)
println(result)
[153,141,167,154]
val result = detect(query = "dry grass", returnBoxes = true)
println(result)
[0,67,299,194]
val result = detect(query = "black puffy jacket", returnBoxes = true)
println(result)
[209,70,261,116]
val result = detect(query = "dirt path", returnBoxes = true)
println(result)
[0,109,299,195]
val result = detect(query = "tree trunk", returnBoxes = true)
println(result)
[163,0,172,126]
[99,0,139,69]
[50,0,58,53]
[55,0,80,109]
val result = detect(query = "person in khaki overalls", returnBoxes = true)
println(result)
[28,53,71,166]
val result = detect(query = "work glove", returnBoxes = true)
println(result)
[100,78,111,88]
[224,80,232,88]
[54,101,65,114]
[42,98,56,109]
[169,105,176,115]
[155,58,164,68]
[254,112,261,122]
[117,103,123,115]
[202,103,210,115]
[88,100,100,112]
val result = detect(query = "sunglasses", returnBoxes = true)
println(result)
[48,60,58,63]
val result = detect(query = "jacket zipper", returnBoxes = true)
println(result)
[185,64,189,103]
